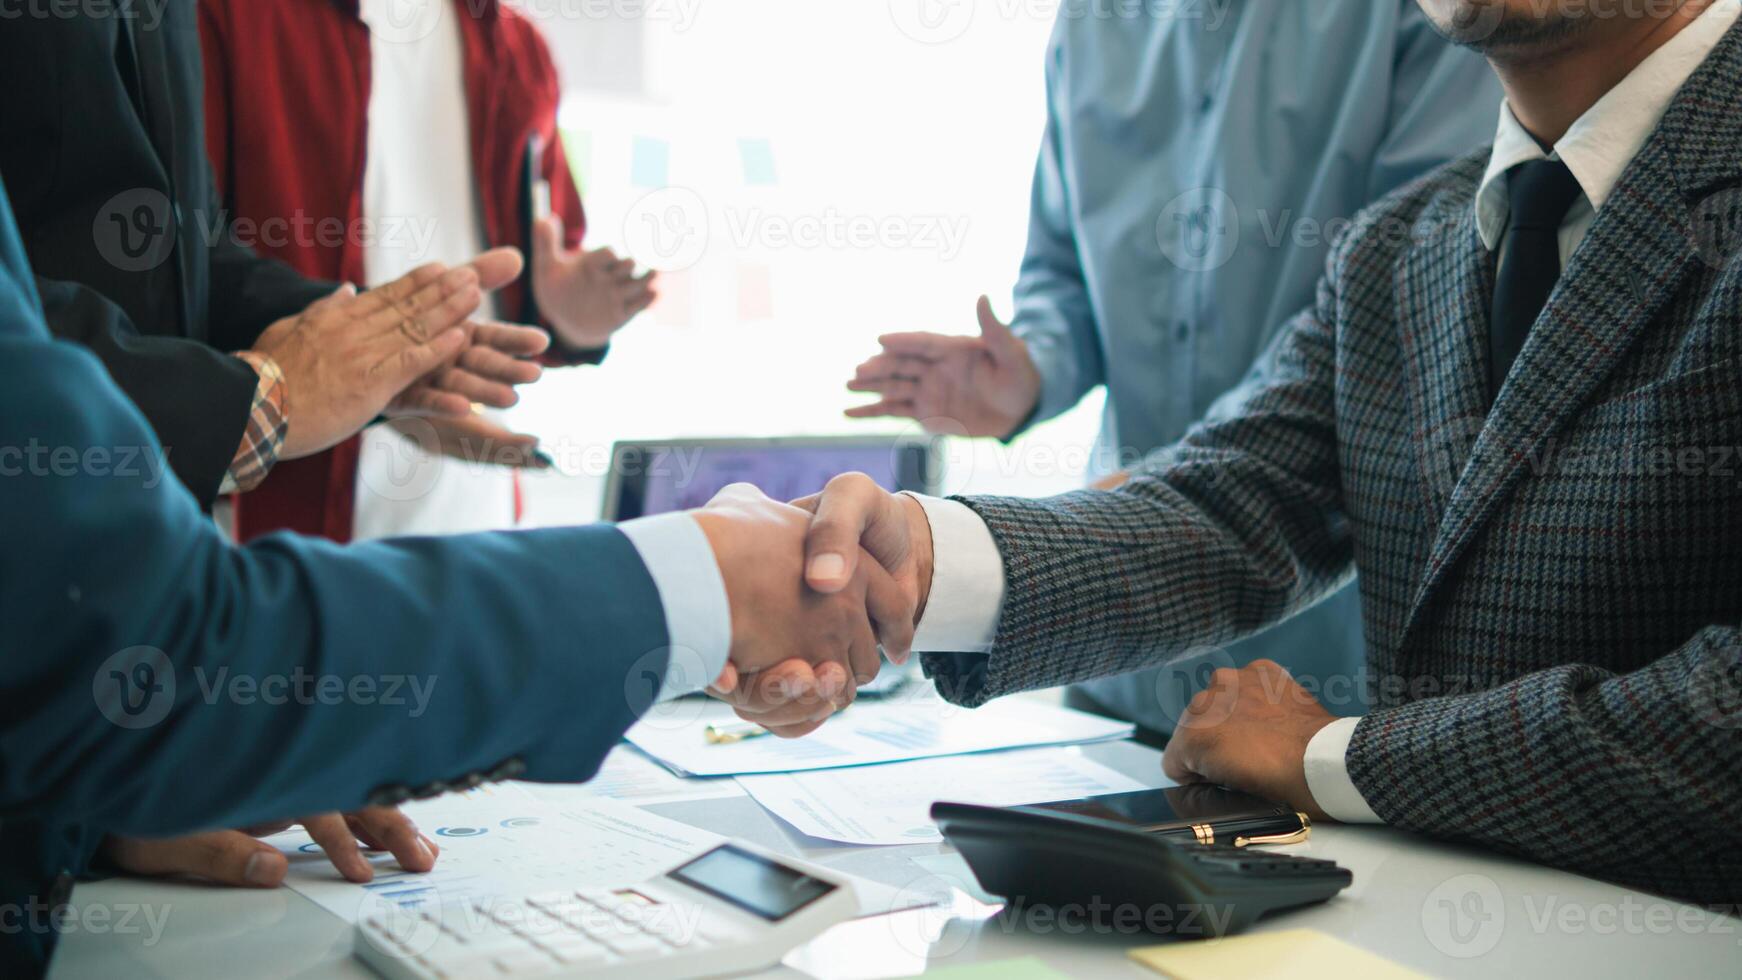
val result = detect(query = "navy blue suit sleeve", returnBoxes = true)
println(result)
[0,329,670,837]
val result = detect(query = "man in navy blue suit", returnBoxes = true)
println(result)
[0,177,912,974]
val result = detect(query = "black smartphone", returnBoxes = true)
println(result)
[1022,784,1303,845]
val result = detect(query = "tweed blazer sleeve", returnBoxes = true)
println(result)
[919,263,1356,709]
[1346,626,1742,904]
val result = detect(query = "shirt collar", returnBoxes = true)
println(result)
[1474,0,1742,252]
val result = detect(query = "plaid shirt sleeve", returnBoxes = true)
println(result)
[218,352,288,495]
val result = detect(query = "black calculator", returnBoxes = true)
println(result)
[932,801,1352,938]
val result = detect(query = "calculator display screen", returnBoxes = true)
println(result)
[668,845,837,921]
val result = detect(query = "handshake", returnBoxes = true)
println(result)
[692,475,939,737]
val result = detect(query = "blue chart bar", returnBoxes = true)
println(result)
[857,721,942,752]
[362,873,415,891]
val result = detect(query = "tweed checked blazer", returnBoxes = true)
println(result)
[923,26,1742,904]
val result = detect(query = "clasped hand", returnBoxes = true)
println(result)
[699,477,1338,823]
[697,476,933,736]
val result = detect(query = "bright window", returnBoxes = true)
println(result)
[511,1,1104,524]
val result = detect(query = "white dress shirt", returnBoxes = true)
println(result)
[351,0,519,541]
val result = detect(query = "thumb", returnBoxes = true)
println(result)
[532,214,565,274]
[466,247,526,294]
[104,831,288,888]
[797,474,908,595]
[976,295,1021,361]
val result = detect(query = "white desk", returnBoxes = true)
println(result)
[48,740,1742,978]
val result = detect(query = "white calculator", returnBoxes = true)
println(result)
[353,840,858,979]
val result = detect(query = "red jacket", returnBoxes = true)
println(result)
[200,0,590,542]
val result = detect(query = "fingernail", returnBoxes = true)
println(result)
[244,852,278,887]
[808,553,846,582]
[532,450,555,469]
[416,838,435,867]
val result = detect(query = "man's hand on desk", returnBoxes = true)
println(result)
[1162,659,1337,822]
[102,808,438,888]
[707,475,935,737]
[696,484,919,736]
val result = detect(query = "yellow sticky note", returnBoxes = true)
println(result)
[1129,929,1427,980]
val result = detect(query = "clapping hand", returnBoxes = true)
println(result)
[847,297,1042,438]
[531,215,656,352]
[253,249,551,461]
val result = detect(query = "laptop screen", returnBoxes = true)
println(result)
[605,439,933,520]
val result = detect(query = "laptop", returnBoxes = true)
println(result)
[601,436,938,522]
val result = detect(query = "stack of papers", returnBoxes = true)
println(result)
[526,745,746,807]
[625,696,1134,778]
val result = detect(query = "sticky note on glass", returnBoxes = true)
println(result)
[737,263,773,320]
[561,129,593,195]
[738,138,777,185]
[631,136,670,188]
[653,269,691,327]
[1129,929,1426,980]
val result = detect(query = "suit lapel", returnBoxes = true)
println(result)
[1395,205,1495,532]
[125,4,181,180]
[1402,132,1700,634]
[1401,21,1742,636]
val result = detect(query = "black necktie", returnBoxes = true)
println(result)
[1488,159,1584,401]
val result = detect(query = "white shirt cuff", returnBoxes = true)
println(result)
[617,513,731,700]
[906,494,1005,654]
[1303,716,1384,824]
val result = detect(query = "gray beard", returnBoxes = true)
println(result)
[1433,2,1603,56]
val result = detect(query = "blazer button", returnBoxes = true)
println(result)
[487,757,527,782]
[367,783,413,807]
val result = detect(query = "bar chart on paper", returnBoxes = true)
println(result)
[267,786,723,924]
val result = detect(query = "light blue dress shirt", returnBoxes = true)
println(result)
[1012,0,1503,731]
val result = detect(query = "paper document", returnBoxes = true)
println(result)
[523,746,746,807]
[626,696,1133,777]
[736,747,1148,845]
[268,786,722,924]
